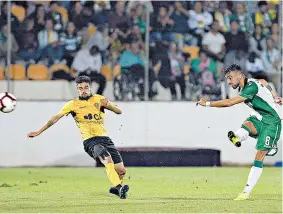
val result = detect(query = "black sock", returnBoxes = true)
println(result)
[115,184,122,190]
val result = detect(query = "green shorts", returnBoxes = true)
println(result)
[242,116,281,152]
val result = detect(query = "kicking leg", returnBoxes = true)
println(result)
[91,144,128,199]
[97,148,122,188]
[234,150,267,200]
[109,163,127,196]
[115,162,127,181]
[228,121,258,147]
[98,152,129,199]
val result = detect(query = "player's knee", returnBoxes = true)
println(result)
[117,167,127,176]
[242,121,257,136]
[255,150,267,162]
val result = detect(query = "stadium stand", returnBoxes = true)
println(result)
[0,0,281,101]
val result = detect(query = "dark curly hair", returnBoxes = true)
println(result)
[75,76,91,85]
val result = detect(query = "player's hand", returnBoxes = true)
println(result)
[196,97,207,107]
[27,131,40,138]
[101,98,110,107]
[275,97,283,105]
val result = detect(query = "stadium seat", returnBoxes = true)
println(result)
[0,66,5,80]
[101,65,112,81]
[183,46,199,59]
[56,6,68,24]
[88,25,97,37]
[27,64,49,80]
[11,5,25,22]
[5,64,26,80]
[49,64,70,74]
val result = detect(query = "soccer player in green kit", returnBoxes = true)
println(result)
[197,64,282,200]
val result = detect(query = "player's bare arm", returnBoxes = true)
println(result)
[101,98,122,114]
[27,113,65,138]
[259,79,282,105]
[197,95,247,108]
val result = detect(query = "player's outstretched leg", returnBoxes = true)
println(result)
[228,127,249,147]
[228,121,256,147]
[234,150,266,201]
[98,151,129,199]
[109,163,127,196]
[228,131,242,147]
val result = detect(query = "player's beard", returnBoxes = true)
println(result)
[79,92,92,100]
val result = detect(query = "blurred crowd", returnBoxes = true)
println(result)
[0,1,281,100]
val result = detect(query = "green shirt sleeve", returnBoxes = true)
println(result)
[240,81,258,100]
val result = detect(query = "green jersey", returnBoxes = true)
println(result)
[239,78,281,124]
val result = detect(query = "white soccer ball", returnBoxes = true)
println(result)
[0,92,17,113]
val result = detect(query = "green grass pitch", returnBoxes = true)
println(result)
[0,167,281,213]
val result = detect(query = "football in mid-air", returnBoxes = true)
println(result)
[0,92,17,113]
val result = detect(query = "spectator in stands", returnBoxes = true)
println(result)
[26,1,37,17]
[119,42,151,100]
[94,1,109,26]
[108,1,130,30]
[127,25,144,51]
[60,22,82,67]
[18,18,39,63]
[249,25,267,58]
[0,2,20,42]
[38,19,63,66]
[214,1,232,33]
[85,25,110,64]
[191,49,218,85]
[108,2,131,45]
[261,38,280,73]
[270,23,279,48]
[0,2,19,29]
[133,3,146,36]
[0,24,20,63]
[150,6,174,42]
[80,1,97,28]
[69,1,84,32]
[152,41,183,100]
[254,1,273,36]
[224,20,249,71]
[246,52,269,81]
[151,1,174,14]
[47,1,63,33]
[72,45,106,95]
[38,19,59,50]
[187,1,213,46]
[168,43,186,100]
[31,4,47,35]
[232,2,254,35]
[170,1,189,34]
[202,20,226,62]
[205,1,219,14]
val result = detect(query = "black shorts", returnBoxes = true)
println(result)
[83,136,123,164]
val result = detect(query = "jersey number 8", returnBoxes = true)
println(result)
[265,136,271,146]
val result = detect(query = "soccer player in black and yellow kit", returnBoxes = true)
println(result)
[27,76,129,199]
